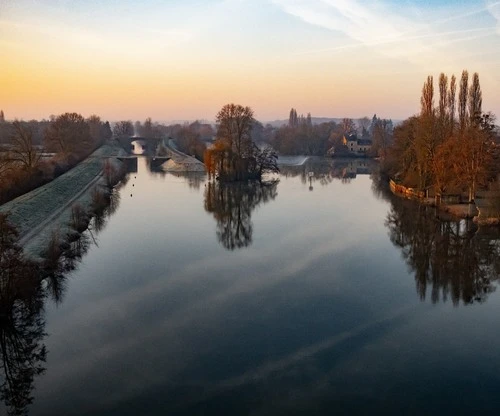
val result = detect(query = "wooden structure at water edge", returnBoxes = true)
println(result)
[390,179,425,199]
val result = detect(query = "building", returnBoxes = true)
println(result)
[342,134,372,156]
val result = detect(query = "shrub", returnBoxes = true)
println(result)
[69,203,89,233]
[91,187,108,211]
[43,230,63,271]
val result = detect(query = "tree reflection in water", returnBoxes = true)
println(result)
[383,188,500,305]
[204,180,278,250]
[0,186,119,415]
[0,216,47,416]
[170,172,205,190]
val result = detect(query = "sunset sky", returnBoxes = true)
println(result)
[1,0,500,123]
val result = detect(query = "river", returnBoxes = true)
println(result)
[3,157,500,415]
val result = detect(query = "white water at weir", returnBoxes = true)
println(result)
[276,155,310,166]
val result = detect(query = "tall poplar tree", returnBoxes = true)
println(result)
[458,70,469,133]
[468,72,482,126]
[448,74,456,135]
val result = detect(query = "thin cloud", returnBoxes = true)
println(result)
[293,27,493,56]
[433,1,500,25]
[487,1,500,35]
[273,0,498,70]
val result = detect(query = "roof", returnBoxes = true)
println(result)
[344,133,358,142]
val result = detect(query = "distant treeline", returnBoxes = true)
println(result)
[0,112,111,204]
[266,109,394,156]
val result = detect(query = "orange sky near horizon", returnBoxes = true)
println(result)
[1,0,500,123]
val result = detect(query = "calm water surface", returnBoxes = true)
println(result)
[6,157,500,415]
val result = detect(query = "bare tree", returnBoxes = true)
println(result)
[0,152,12,180]
[10,121,40,170]
[357,117,370,136]
[255,145,279,179]
[143,117,154,138]
[341,118,356,134]
[86,115,102,146]
[112,121,134,138]
[216,103,254,160]
[44,113,91,155]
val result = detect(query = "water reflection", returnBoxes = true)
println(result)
[280,157,374,187]
[0,182,121,415]
[0,217,47,416]
[169,172,205,189]
[383,191,500,305]
[89,187,121,236]
[204,180,279,250]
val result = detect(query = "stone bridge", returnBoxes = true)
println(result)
[114,136,205,172]
[115,136,164,155]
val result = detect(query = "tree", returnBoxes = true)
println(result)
[386,117,419,182]
[44,112,91,155]
[101,121,112,141]
[420,76,434,117]
[458,70,469,133]
[436,73,449,144]
[205,103,278,181]
[438,73,448,121]
[371,118,393,158]
[112,121,134,138]
[143,117,154,139]
[0,152,12,181]
[369,114,379,137]
[255,145,279,179]
[457,112,495,202]
[432,138,458,202]
[86,115,103,146]
[306,112,312,128]
[342,118,356,134]
[447,74,457,135]
[468,72,482,126]
[9,121,40,170]
[175,123,206,161]
[386,70,495,203]
[357,117,370,136]
[450,73,490,202]
[0,110,4,123]
[134,121,142,136]
[216,103,254,160]
[288,108,298,128]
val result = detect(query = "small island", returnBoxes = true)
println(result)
[204,104,279,182]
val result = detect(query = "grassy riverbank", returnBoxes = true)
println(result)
[0,143,127,260]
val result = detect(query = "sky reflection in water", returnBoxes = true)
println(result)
[2,157,500,415]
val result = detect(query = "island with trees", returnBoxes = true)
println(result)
[204,104,279,182]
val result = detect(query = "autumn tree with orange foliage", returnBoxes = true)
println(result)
[386,70,497,203]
